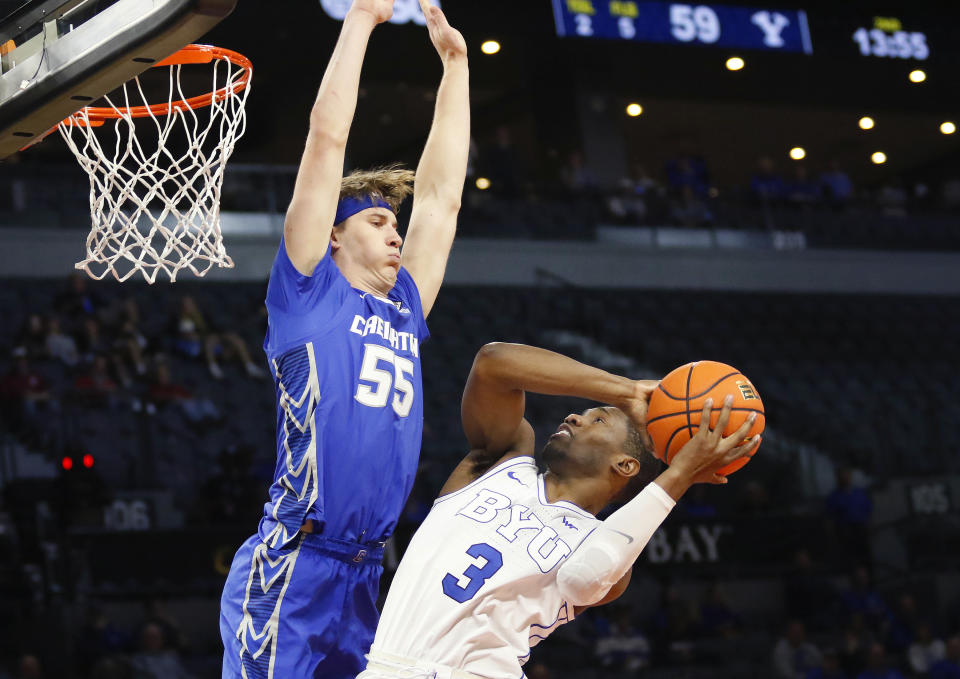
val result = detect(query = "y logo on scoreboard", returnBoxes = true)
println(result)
[751,11,790,48]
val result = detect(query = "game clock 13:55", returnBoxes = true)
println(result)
[851,17,929,60]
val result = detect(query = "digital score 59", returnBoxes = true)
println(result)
[553,0,813,54]
[852,17,929,60]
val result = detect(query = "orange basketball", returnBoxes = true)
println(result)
[646,361,765,475]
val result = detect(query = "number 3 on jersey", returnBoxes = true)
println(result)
[354,343,415,417]
[442,543,503,603]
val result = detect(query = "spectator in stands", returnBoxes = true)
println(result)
[885,593,920,652]
[751,156,787,202]
[787,165,821,205]
[826,466,872,562]
[665,152,709,198]
[129,622,193,679]
[593,606,651,674]
[560,150,600,195]
[607,177,648,224]
[609,164,669,224]
[929,636,960,679]
[0,348,57,442]
[148,361,221,427]
[53,272,104,327]
[839,568,889,633]
[807,649,848,679]
[73,354,120,409]
[773,620,823,679]
[44,316,79,367]
[109,298,149,376]
[171,295,265,380]
[909,622,946,675]
[139,598,187,654]
[856,643,903,679]
[13,314,47,360]
[839,613,875,678]
[820,160,854,207]
[665,152,712,227]
[877,179,909,217]
[76,318,132,387]
[76,603,131,677]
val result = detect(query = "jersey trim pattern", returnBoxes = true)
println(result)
[234,534,306,679]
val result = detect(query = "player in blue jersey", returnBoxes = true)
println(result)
[219,1,470,677]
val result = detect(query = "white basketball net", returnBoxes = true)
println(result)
[58,52,250,283]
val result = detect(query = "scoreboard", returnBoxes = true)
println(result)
[552,0,813,53]
[552,1,940,62]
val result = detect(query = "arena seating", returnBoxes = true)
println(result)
[1,277,958,677]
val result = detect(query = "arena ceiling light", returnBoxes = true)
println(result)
[941,121,956,135]
[475,177,491,190]
[725,56,745,71]
[481,40,501,55]
[871,151,887,164]
[909,69,926,83]
[626,103,643,117]
[858,116,875,130]
[789,147,806,160]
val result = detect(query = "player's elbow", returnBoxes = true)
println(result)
[556,559,611,608]
[307,115,349,149]
[413,189,462,217]
[472,342,509,376]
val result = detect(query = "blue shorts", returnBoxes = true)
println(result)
[220,532,384,679]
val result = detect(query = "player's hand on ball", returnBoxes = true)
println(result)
[418,0,467,61]
[670,395,760,485]
[350,0,394,24]
[621,379,659,432]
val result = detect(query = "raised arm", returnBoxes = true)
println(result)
[439,343,649,495]
[283,1,393,276]
[401,0,470,316]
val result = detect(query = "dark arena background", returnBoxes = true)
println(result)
[2,0,960,677]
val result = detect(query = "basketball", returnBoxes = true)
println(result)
[646,361,765,475]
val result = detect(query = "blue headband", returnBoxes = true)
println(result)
[334,195,394,225]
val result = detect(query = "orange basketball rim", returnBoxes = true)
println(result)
[62,44,252,127]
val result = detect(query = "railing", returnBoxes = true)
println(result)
[2,163,959,251]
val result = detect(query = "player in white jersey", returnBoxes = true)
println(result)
[358,342,761,679]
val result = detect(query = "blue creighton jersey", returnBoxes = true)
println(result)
[259,241,429,548]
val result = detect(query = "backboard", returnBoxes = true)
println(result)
[0,0,237,159]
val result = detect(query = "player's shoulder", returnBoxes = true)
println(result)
[391,266,422,308]
[434,455,537,506]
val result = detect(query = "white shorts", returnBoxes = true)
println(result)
[357,651,487,679]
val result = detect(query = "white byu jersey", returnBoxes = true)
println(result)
[370,456,600,678]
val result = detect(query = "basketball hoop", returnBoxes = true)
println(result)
[58,44,252,283]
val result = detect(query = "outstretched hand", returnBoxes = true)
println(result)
[418,0,467,61]
[621,379,658,439]
[671,395,760,485]
[349,0,394,24]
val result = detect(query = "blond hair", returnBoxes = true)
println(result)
[339,164,415,214]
